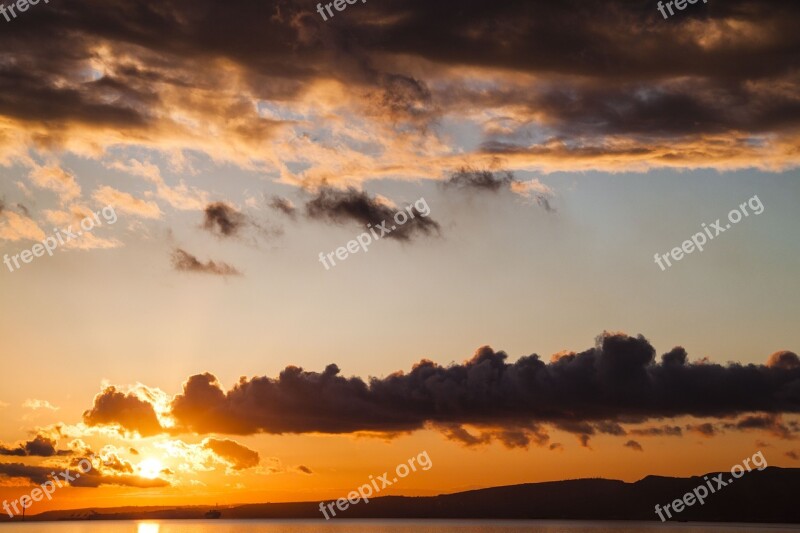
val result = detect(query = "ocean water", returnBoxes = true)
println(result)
[0,521,799,532]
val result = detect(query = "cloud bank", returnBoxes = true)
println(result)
[79,333,800,447]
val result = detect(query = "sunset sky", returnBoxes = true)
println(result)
[1,0,799,515]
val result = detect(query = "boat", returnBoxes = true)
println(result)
[204,507,222,519]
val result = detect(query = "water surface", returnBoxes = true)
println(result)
[1,520,799,533]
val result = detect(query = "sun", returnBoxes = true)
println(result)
[138,458,163,480]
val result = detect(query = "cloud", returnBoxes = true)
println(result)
[723,414,795,439]
[294,465,313,475]
[269,196,297,219]
[92,186,162,219]
[444,167,554,211]
[156,332,800,445]
[630,425,683,437]
[371,73,436,129]
[22,399,59,412]
[171,248,242,276]
[436,423,548,449]
[595,421,627,436]
[0,435,71,457]
[27,165,81,204]
[624,440,643,452]
[767,351,800,370]
[94,450,134,474]
[106,159,209,211]
[0,463,57,485]
[66,455,170,488]
[82,386,165,437]
[305,187,440,242]
[444,168,516,192]
[202,202,248,237]
[686,422,718,438]
[61,231,123,251]
[202,438,260,470]
[69,472,170,488]
[0,0,795,183]
[0,210,46,241]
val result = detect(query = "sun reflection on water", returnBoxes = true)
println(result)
[137,523,160,533]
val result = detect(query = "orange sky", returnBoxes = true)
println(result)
[1,0,800,517]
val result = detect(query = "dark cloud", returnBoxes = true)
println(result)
[443,167,554,211]
[374,74,436,128]
[202,438,260,470]
[304,187,440,242]
[171,248,242,276]
[595,421,627,436]
[437,423,491,447]
[0,0,795,175]
[624,440,643,452]
[553,420,595,447]
[295,465,313,475]
[0,0,793,170]
[203,202,248,238]
[436,423,548,449]
[0,435,71,457]
[162,332,800,446]
[269,196,297,219]
[767,351,800,370]
[0,463,56,485]
[661,347,688,366]
[686,422,718,438]
[724,414,794,439]
[83,386,164,437]
[630,425,683,437]
[444,168,515,192]
[0,459,164,489]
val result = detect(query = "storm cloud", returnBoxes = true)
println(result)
[77,333,800,447]
[161,333,800,443]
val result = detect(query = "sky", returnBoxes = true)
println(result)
[0,0,799,516]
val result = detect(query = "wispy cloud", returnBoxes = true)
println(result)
[171,248,242,277]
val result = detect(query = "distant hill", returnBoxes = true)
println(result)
[4,466,799,523]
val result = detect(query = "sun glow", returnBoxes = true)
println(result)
[138,458,163,479]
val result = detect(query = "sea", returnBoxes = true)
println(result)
[0,521,799,532]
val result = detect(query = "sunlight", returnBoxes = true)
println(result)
[137,523,160,533]
[138,458,164,480]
